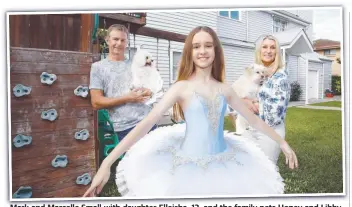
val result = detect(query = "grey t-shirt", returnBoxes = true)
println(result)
[89,58,152,132]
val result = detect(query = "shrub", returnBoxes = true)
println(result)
[331,75,341,95]
[290,81,302,101]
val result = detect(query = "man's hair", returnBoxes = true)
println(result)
[106,24,128,37]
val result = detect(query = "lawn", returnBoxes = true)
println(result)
[310,101,342,108]
[99,107,343,196]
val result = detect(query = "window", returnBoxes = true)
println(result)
[324,49,336,55]
[219,11,240,20]
[273,18,287,32]
[171,51,182,83]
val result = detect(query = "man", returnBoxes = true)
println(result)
[89,24,157,141]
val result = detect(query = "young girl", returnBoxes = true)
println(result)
[83,26,298,198]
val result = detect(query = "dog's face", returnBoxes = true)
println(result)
[132,48,155,68]
[244,63,268,85]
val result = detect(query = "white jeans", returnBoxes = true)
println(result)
[245,124,286,165]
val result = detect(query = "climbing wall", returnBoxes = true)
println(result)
[10,47,100,198]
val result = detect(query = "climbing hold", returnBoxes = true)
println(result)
[13,84,31,97]
[74,85,89,98]
[76,173,91,185]
[13,186,32,198]
[51,155,68,168]
[41,109,58,121]
[74,129,90,141]
[13,134,32,148]
[40,72,57,85]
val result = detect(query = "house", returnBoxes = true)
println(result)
[313,39,341,76]
[101,9,334,105]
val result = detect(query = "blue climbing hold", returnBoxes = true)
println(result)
[51,155,68,168]
[13,186,32,198]
[13,84,31,97]
[76,173,91,185]
[74,85,89,98]
[40,72,57,85]
[74,129,90,141]
[41,109,58,121]
[13,134,32,148]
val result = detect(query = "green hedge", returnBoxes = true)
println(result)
[331,76,341,95]
[290,81,302,101]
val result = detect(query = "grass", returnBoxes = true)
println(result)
[277,108,343,194]
[99,107,343,196]
[310,101,342,108]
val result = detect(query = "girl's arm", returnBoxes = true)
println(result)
[225,85,298,169]
[226,85,283,144]
[102,81,185,168]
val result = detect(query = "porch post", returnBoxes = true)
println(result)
[80,14,94,53]
[282,48,286,69]
[282,48,287,66]
[305,53,309,105]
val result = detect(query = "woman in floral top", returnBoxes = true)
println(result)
[247,34,291,165]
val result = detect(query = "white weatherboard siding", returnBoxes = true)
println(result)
[298,56,307,100]
[146,11,217,35]
[217,11,247,41]
[287,55,299,82]
[222,45,255,84]
[247,11,273,42]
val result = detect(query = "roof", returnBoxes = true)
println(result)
[273,27,303,46]
[272,27,314,54]
[273,10,311,24]
[313,39,340,50]
[263,10,311,26]
[220,37,255,49]
[301,52,333,62]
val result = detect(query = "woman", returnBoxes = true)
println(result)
[83,27,298,198]
[245,34,291,165]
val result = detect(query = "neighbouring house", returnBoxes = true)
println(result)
[101,9,334,105]
[313,39,341,76]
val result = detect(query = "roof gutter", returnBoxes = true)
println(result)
[264,10,311,26]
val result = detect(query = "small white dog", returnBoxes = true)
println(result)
[229,63,268,135]
[131,47,164,105]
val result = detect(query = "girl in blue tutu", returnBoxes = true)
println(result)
[83,26,298,198]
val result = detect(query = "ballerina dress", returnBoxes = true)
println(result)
[115,90,284,197]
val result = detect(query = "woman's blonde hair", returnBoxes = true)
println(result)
[172,26,225,122]
[254,34,283,73]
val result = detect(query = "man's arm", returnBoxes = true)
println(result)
[89,63,149,110]
[90,89,150,110]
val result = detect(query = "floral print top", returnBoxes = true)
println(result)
[258,69,291,127]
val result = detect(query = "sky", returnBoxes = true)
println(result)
[312,8,342,41]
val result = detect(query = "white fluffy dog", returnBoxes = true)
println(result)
[131,47,164,105]
[229,63,268,135]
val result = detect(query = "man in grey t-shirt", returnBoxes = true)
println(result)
[89,24,157,141]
